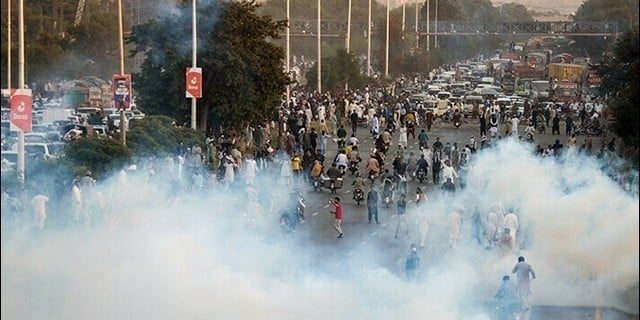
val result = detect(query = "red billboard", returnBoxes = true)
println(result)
[9,89,32,133]
[113,74,132,110]
[185,67,203,99]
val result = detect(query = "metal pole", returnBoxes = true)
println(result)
[426,0,430,52]
[317,0,321,93]
[367,0,371,77]
[415,0,419,48]
[7,0,11,89]
[17,0,24,184]
[117,0,127,144]
[401,0,405,32]
[191,0,197,130]
[434,0,438,48]
[385,0,390,77]
[345,0,351,91]
[286,0,290,104]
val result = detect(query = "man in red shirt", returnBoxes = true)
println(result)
[329,197,344,238]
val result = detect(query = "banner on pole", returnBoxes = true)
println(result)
[2,88,32,133]
[186,67,203,98]
[113,74,132,110]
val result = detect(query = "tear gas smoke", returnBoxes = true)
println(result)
[1,139,638,319]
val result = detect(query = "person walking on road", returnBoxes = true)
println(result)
[394,194,410,239]
[405,244,421,281]
[367,188,380,224]
[512,256,536,308]
[329,197,344,238]
[448,209,462,248]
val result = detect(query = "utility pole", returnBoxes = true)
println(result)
[434,0,438,48]
[317,0,321,93]
[415,0,419,49]
[17,0,24,184]
[345,0,351,91]
[286,0,290,104]
[401,0,406,32]
[117,0,127,144]
[7,0,11,90]
[426,0,430,52]
[367,0,372,77]
[385,0,390,77]
[190,0,197,130]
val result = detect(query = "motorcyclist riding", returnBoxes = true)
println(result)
[418,129,429,149]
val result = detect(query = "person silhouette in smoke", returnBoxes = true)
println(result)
[405,244,420,281]
[512,256,536,310]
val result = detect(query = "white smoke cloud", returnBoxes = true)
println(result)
[1,139,638,319]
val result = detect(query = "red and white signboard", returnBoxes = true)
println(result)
[185,67,203,98]
[113,74,132,110]
[7,89,33,133]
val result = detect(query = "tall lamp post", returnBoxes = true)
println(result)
[345,0,351,90]
[385,0,390,77]
[286,0,290,104]
[367,0,372,77]
[17,0,25,183]
[117,0,128,143]
[317,0,321,93]
[190,0,197,130]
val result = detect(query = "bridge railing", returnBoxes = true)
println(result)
[286,20,619,35]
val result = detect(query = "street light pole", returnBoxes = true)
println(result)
[426,0,430,52]
[191,0,197,130]
[385,0,390,77]
[367,0,371,77]
[434,0,438,48]
[7,0,11,90]
[402,0,406,32]
[317,0,321,93]
[415,0,419,49]
[117,0,127,144]
[17,0,24,184]
[345,0,351,91]
[286,0,290,104]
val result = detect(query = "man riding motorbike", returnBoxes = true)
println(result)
[365,154,380,179]
[416,155,429,183]
[351,172,365,205]
[418,129,429,149]
[406,152,418,181]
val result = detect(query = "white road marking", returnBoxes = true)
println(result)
[345,190,351,193]
[323,204,330,208]
[312,212,319,216]
[361,241,367,246]
[347,251,354,256]
[391,214,397,219]
[370,231,378,236]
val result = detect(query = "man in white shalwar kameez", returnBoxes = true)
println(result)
[503,212,519,249]
[244,156,258,186]
[448,210,462,248]
[31,194,49,230]
[417,211,431,248]
[72,182,82,222]
[486,211,499,247]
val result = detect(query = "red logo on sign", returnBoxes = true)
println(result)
[113,74,132,110]
[186,67,202,98]
[10,89,32,133]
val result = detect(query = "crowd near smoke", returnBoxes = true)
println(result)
[1,138,638,319]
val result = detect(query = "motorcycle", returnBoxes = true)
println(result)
[348,161,359,175]
[353,188,364,205]
[312,177,321,191]
[322,177,344,194]
[367,170,378,182]
[454,118,461,129]
[416,168,426,183]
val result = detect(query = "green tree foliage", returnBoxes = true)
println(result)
[63,136,132,178]
[67,11,120,78]
[597,30,640,148]
[306,48,370,91]
[498,3,534,22]
[573,0,639,55]
[127,115,204,157]
[129,0,289,133]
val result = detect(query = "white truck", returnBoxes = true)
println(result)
[42,108,75,124]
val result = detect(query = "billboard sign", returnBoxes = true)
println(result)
[113,74,132,110]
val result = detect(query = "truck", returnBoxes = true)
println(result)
[42,108,76,124]
[548,63,587,82]
[552,80,580,103]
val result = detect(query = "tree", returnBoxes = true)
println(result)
[129,0,289,134]
[306,48,369,91]
[67,11,120,79]
[597,30,640,149]
[498,3,534,22]
[63,137,132,178]
[127,115,204,157]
